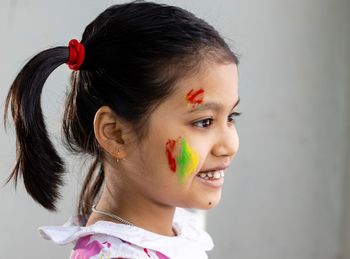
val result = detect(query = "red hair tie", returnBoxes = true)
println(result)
[66,39,85,71]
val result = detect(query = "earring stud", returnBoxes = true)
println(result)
[115,149,121,163]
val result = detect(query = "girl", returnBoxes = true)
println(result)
[4,1,240,258]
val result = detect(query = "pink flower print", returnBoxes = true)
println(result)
[71,235,111,259]
[71,235,104,259]
[102,241,111,248]
[99,241,112,259]
[144,248,151,257]
[156,251,170,259]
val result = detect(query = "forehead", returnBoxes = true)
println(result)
[171,63,239,108]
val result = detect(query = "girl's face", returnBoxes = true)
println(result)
[125,62,239,209]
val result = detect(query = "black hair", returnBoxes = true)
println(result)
[4,0,239,223]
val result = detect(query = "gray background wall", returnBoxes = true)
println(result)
[1,0,349,258]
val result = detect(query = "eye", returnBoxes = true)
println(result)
[192,118,214,128]
[228,112,242,123]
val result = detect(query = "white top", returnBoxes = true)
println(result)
[39,207,214,259]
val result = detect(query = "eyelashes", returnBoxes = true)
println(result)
[228,112,242,123]
[192,118,213,128]
[192,112,242,128]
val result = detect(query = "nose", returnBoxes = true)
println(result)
[212,125,239,159]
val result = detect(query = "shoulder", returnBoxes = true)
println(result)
[39,208,213,258]
[39,219,170,258]
[70,233,169,259]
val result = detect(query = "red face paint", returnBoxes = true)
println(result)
[166,139,177,172]
[186,88,204,108]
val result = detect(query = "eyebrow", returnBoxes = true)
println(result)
[187,96,240,113]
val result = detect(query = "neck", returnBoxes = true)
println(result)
[89,172,177,236]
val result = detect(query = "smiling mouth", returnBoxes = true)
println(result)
[196,170,225,180]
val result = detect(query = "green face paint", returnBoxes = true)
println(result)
[175,138,200,183]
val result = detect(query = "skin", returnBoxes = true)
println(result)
[87,61,240,237]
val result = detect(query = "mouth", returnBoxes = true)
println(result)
[196,169,225,180]
[195,167,227,188]
[196,165,228,180]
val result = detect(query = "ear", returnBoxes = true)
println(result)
[93,106,127,159]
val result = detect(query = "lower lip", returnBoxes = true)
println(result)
[196,172,225,188]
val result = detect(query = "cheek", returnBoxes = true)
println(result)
[165,137,200,183]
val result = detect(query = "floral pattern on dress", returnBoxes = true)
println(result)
[155,251,170,259]
[71,235,111,259]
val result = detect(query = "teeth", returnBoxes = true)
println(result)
[213,171,221,179]
[197,170,225,180]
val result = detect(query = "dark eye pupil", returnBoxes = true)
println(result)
[202,119,211,127]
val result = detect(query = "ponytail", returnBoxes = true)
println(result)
[4,47,69,211]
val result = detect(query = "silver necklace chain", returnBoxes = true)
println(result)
[91,205,134,226]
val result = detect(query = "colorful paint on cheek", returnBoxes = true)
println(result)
[176,138,200,183]
[186,88,205,108]
[166,140,177,172]
[166,137,200,183]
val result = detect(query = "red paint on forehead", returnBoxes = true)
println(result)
[166,139,177,172]
[186,88,204,108]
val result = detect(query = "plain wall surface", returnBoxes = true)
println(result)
[1,0,349,258]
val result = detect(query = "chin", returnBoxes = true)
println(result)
[198,199,221,210]
[185,192,222,210]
